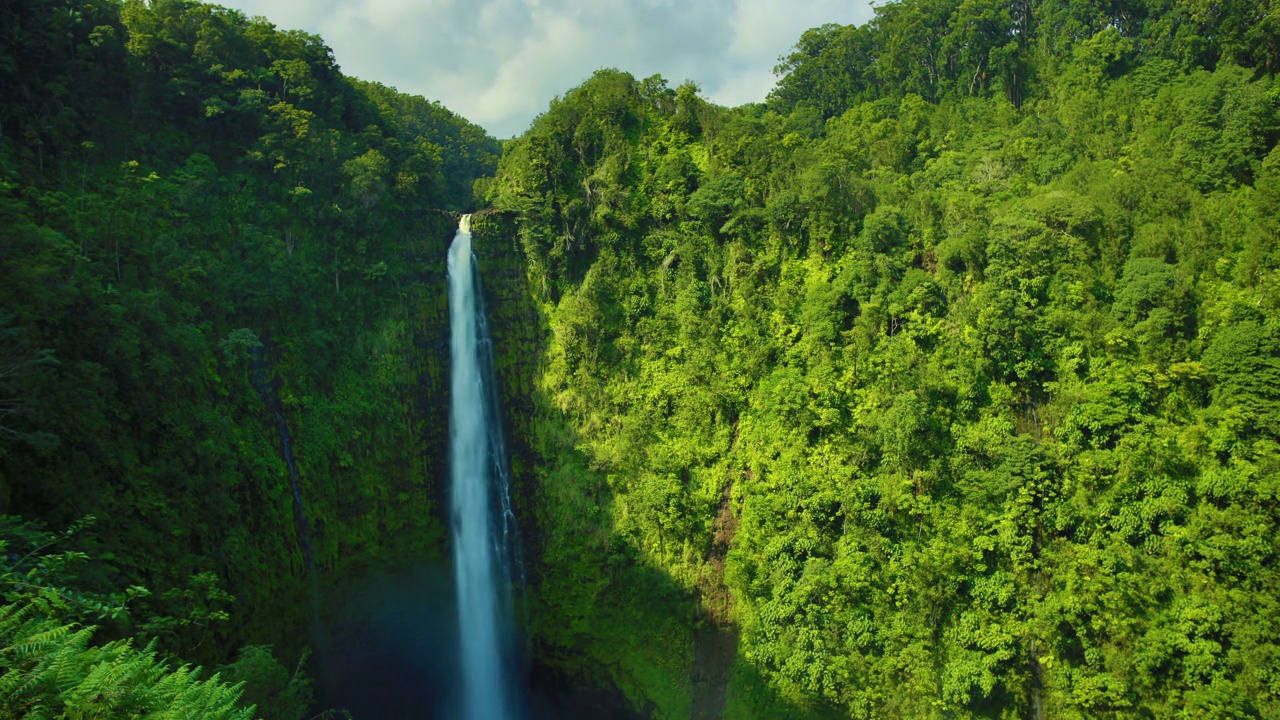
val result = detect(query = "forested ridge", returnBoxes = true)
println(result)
[483,0,1280,717]
[3,0,1280,717]
[1,0,496,715]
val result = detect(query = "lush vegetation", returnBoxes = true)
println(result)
[1,0,495,714]
[0,517,315,720]
[483,0,1280,717]
[6,0,1280,717]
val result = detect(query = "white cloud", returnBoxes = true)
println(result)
[705,67,776,109]
[216,0,876,138]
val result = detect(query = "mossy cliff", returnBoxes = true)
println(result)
[7,0,1280,717]
[0,0,495,669]
[470,210,705,718]
[478,44,1280,719]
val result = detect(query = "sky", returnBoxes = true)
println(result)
[215,0,877,138]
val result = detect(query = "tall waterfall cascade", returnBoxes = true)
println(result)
[448,214,522,720]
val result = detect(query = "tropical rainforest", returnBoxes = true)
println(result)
[2,0,1279,718]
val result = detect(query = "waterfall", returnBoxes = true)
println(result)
[250,347,316,578]
[448,214,521,720]
[274,407,316,577]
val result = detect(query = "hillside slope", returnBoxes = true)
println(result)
[0,0,496,669]
[486,1,1280,716]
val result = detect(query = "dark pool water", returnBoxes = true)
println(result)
[313,560,645,720]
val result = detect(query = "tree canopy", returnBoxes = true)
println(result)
[485,0,1280,715]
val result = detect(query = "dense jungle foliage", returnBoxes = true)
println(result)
[483,0,1280,717]
[5,0,1280,717]
[1,0,496,714]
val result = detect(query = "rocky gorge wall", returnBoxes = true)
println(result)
[232,211,464,654]
[468,212,709,718]
[469,211,545,556]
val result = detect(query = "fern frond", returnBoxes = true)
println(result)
[0,600,256,720]
[51,626,95,690]
[2,622,79,659]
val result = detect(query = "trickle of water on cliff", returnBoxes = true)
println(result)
[448,214,522,720]
[249,347,316,580]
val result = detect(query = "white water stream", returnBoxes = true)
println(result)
[448,214,519,720]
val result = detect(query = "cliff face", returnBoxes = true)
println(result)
[1,205,467,662]
[290,213,457,574]
[469,212,546,573]
[182,214,462,655]
[0,0,502,671]
[475,55,1280,719]
[175,213,467,651]
[469,211,702,718]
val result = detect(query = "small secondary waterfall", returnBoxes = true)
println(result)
[250,348,317,578]
[448,214,522,720]
[273,408,316,577]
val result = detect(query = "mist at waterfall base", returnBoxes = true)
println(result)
[310,218,645,720]
[312,560,646,719]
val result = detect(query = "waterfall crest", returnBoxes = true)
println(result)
[448,214,521,720]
